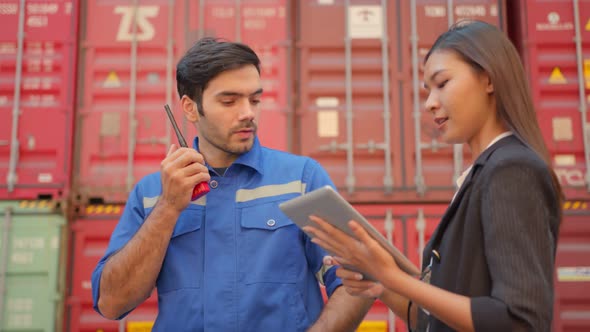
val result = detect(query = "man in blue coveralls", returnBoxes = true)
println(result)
[91,37,374,331]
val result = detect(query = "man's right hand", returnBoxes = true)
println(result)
[159,144,210,213]
[97,143,209,319]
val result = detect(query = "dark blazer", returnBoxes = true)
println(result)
[417,135,561,332]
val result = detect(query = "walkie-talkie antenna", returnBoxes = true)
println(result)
[163,104,210,200]
[164,104,188,147]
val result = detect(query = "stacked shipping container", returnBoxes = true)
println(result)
[67,0,292,331]
[0,0,588,331]
[71,0,291,204]
[296,0,505,204]
[0,201,67,332]
[510,1,590,330]
[295,1,506,329]
[0,1,78,332]
[0,0,78,201]
[66,211,158,332]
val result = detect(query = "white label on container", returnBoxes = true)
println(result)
[8,298,33,312]
[348,6,382,39]
[7,313,33,328]
[315,97,339,108]
[318,0,334,5]
[14,237,45,249]
[44,42,55,55]
[27,59,41,72]
[27,15,49,28]
[557,267,590,281]
[38,173,53,183]
[41,94,56,106]
[424,6,445,18]
[51,236,59,249]
[27,135,36,150]
[43,58,54,72]
[212,6,234,18]
[0,42,16,54]
[552,117,573,141]
[243,8,273,30]
[244,7,277,18]
[0,3,18,15]
[490,4,498,17]
[318,110,339,138]
[554,154,576,167]
[455,5,486,17]
[115,5,159,42]
[27,3,58,14]
[555,168,585,186]
[82,280,92,289]
[11,252,34,265]
[537,12,574,31]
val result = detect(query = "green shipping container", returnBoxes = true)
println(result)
[0,201,66,332]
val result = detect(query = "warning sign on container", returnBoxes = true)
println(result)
[103,71,121,88]
[348,6,383,39]
[548,67,567,84]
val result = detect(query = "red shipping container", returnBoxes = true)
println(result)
[352,203,447,331]
[295,0,505,204]
[351,203,585,331]
[553,209,590,332]
[72,0,291,204]
[66,213,158,332]
[0,0,79,200]
[511,0,590,201]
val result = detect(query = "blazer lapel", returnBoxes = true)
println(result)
[429,170,476,248]
[428,135,520,250]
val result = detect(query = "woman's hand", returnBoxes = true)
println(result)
[304,215,402,288]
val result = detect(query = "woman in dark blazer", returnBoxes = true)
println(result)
[304,20,563,332]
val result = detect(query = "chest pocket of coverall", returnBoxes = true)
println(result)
[238,200,305,284]
[157,205,205,293]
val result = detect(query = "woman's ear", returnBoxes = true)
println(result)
[484,73,494,94]
[181,95,200,122]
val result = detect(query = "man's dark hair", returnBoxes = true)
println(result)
[176,37,261,115]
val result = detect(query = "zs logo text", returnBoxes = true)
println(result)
[115,5,159,42]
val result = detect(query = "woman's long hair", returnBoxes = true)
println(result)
[425,20,564,204]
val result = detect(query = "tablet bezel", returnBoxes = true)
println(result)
[279,185,421,278]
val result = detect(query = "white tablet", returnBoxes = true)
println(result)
[279,185,420,278]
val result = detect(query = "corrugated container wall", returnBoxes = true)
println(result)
[350,203,447,331]
[508,1,590,330]
[510,0,590,202]
[72,0,291,204]
[0,0,79,200]
[0,201,67,332]
[65,211,158,332]
[553,211,590,332]
[294,0,506,204]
